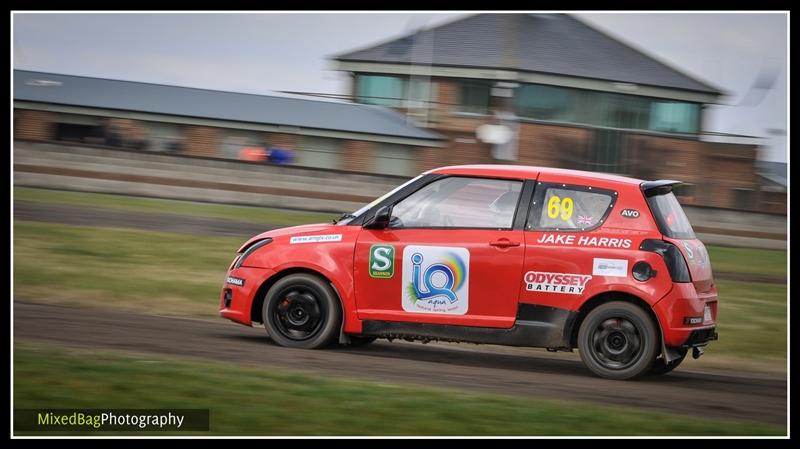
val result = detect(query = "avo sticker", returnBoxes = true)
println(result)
[401,246,469,315]
[620,209,640,218]
[369,244,395,278]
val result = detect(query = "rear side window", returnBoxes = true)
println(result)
[528,184,616,231]
[646,192,696,239]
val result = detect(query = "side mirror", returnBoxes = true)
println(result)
[364,205,392,229]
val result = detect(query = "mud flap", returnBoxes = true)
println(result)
[662,344,684,363]
[338,328,351,344]
[330,281,350,345]
[655,309,681,364]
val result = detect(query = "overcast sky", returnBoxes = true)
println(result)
[13,12,788,162]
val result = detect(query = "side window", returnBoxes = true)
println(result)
[528,184,615,231]
[391,177,522,229]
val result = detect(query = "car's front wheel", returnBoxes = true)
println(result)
[578,301,659,380]
[263,273,342,349]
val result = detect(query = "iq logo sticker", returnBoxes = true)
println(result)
[369,244,395,278]
[402,246,469,315]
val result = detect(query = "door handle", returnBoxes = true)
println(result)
[489,238,520,248]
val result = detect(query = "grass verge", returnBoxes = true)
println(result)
[13,342,784,436]
[706,245,787,278]
[14,186,336,226]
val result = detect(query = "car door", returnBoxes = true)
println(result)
[520,180,625,312]
[354,175,530,328]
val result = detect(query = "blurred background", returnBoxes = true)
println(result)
[12,12,788,436]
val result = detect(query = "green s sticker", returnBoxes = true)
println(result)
[369,244,395,278]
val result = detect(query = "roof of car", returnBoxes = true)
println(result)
[429,165,645,186]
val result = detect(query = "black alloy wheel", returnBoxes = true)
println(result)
[578,301,659,380]
[263,273,342,349]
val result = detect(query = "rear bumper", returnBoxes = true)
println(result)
[654,282,718,347]
[680,327,719,348]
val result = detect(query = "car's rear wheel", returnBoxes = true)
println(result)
[578,301,659,380]
[263,273,341,349]
[649,348,688,375]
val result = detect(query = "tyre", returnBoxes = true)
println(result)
[649,348,688,376]
[578,301,659,380]
[262,273,342,349]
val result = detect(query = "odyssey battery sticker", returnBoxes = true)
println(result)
[524,271,592,295]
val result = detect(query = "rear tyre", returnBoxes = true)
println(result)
[578,301,659,380]
[263,273,342,349]
[649,348,688,375]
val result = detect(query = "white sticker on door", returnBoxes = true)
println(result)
[401,245,469,315]
[592,258,629,277]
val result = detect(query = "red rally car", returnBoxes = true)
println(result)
[220,165,718,380]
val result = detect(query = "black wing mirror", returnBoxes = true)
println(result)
[363,205,392,229]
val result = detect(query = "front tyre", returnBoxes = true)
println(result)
[578,301,659,380]
[263,273,342,349]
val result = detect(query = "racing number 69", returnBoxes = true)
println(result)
[547,195,574,221]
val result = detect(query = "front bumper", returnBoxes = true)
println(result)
[219,266,275,326]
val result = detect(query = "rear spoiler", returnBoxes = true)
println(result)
[640,180,682,197]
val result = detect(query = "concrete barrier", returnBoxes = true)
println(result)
[14,141,786,249]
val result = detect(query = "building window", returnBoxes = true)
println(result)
[355,74,435,110]
[512,82,700,135]
[52,113,105,145]
[141,121,185,153]
[356,74,405,107]
[649,101,699,134]
[296,136,343,170]
[597,93,651,130]
[405,78,436,111]
[588,128,626,174]
[514,84,575,122]
[457,80,491,114]
[733,188,755,210]
[54,123,105,145]
[373,143,415,176]
[221,129,266,160]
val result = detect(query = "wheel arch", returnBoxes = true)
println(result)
[250,267,343,324]
[567,291,663,349]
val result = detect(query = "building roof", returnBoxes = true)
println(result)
[756,161,788,187]
[336,14,722,96]
[431,164,644,186]
[13,70,443,142]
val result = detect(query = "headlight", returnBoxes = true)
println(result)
[234,238,273,269]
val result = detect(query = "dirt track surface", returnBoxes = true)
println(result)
[15,301,786,427]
